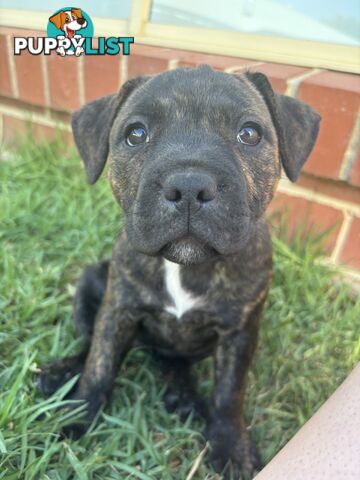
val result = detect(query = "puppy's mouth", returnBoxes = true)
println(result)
[66,27,75,38]
[160,236,218,265]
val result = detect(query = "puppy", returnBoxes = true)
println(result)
[37,65,320,478]
[49,8,87,56]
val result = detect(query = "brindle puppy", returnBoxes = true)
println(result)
[37,66,320,478]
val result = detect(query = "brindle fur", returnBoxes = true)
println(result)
[37,66,320,478]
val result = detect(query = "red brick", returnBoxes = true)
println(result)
[132,44,255,66]
[297,173,360,206]
[130,44,259,72]
[2,114,72,147]
[249,63,309,93]
[131,44,179,60]
[127,45,308,92]
[307,71,360,92]
[47,52,80,112]
[299,71,360,180]
[84,54,120,102]
[128,54,168,79]
[338,216,360,269]
[14,50,46,105]
[0,34,12,96]
[177,61,198,69]
[0,26,44,37]
[31,123,72,146]
[2,115,28,143]
[267,192,343,254]
[177,53,258,71]
[349,151,360,187]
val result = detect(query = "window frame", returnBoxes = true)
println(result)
[0,0,359,74]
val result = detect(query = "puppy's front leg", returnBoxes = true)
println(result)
[64,284,139,437]
[208,308,262,478]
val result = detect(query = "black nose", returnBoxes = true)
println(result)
[77,17,86,25]
[163,172,217,206]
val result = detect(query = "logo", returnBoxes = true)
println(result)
[14,7,134,57]
[47,7,93,56]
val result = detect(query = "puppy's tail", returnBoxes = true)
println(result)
[73,261,109,342]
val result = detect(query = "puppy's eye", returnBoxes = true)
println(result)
[237,124,262,146]
[125,124,149,147]
[65,17,70,23]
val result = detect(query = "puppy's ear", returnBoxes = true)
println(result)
[245,72,321,182]
[71,8,83,19]
[72,76,149,184]
[49,11,66,30]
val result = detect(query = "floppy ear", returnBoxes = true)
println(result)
[71,76,149,184]
[71,8,83,19]
[245,72,321,182]
[49,11,66,30]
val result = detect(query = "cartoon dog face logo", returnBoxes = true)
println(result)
[49,8,87,38]
[49,8,88,56]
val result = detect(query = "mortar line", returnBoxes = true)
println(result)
[78,55,85,105]
[277,177,360,216]
[330,211,353,263]
[285,68,322,97]
[224,62,264,73]
[339,106,360,181]
[0,103,71,130]
[0,113,3,148]
[168,58,179,70]
[317,257,360,285]
[40,55,51,115]
[119,54,128,87]
[6,35,19,98]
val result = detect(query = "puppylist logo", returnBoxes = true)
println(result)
[14,7,134,57]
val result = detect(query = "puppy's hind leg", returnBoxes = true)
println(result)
[37,261,109,397]
[74,260,109,343]
[156,355,208,421]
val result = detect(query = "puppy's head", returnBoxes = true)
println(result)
[72,66,320,265]
[49,8,87,37]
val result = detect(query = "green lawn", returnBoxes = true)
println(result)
[0,137,359,480]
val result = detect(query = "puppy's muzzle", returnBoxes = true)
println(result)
[163,171,217,213]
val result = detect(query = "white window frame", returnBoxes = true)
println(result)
[0,0,359,74]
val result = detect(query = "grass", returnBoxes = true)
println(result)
[0,136,359,480]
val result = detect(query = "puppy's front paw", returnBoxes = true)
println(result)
[60,390,101,439]
[36,356,84,397]
[207,419,261,479]
[75,47,84,57]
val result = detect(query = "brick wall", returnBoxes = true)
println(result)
[1,27,359,275]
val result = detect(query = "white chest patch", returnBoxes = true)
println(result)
[163,259,203,319]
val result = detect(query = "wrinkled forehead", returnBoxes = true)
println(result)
[121,68,270,126]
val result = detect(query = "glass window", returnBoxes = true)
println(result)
[0,0,132,19]
[150,0,360,47]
